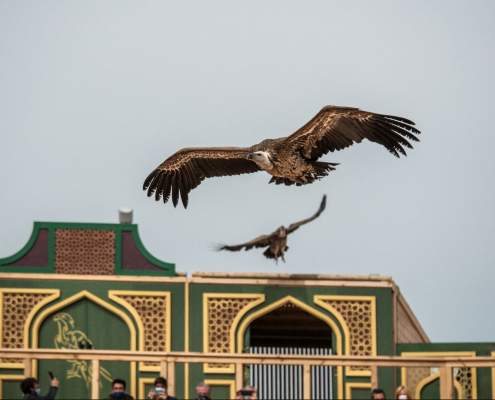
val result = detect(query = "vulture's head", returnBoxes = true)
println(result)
[276,226,287,238]
[247,151,274,170]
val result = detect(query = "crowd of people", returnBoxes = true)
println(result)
[19,373,413,399]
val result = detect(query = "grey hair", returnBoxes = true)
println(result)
[196,382,210,392]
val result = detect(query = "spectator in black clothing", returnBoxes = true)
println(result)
[371,388,387,399]
[105,379,134,400]
[21,376,58,400]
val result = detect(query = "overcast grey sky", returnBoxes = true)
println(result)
[1,1,494,343]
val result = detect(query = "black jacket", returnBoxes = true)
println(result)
[104,394,134,400]
[22,386,58,400]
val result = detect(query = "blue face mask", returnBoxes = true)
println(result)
[35,388,41,395]
[113,392,125,399]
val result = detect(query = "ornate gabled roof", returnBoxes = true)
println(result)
[0,222,175,276]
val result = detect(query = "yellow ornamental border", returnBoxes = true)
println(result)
[109,291,171,373]
[31,290,137,399]
[0,288,60,369]
[345,382,371,399]
[236,295,344,400]
[492,351,495,400]
[204,379,236,400]
[400,351,477,400]
[0,374,26,397]
[314,295,377,377]
[203,293,265,374]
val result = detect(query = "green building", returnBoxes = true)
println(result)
[0,221,493,399]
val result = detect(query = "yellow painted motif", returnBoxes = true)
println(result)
[31,290,137,398]
[53,312,113,387]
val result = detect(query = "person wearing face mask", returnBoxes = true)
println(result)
[20,376,59,399]
[105,379,134,400]
[394,385,411,400]
[147,376,177,400]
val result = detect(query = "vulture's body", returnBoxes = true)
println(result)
[216,195,327,263]
[143,106,421,208]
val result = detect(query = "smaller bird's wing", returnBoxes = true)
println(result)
[285,106,420,160]
[215,234,275,252]
[144,147,261,208]
[286,195,327,235]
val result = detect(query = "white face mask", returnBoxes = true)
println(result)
[35,388,41,395]
[398,395,408,400]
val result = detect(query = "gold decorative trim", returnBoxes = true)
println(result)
[314,295,376,377]
[0,289,60,368]
[139,377,156,400]
[203,293,265,374]
[345,382,371,399]
[492,351,495,400]
[184,281,190,400]
[0,374,26,397]
[237,295,344,400]
[109,291,171,372]
[31,290,137,398]
[414,371,463,399]
[400,351,477,400]
[204,379,236,400]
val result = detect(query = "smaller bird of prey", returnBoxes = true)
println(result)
[216,195,326,263]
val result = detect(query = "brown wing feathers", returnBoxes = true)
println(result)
[291,106,420,160]
[143,147,260,208]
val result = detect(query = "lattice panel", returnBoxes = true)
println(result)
[112,294,169,367]
[320,299,374,372]
[455,367,474,399]
[1,292,54,364]
[206,297,261,369]
[55,229,115,275]
[406,367,432,398]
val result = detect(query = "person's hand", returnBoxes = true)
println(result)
[234,390,242,400]
[148,389,156,399]
[51,378,59,387]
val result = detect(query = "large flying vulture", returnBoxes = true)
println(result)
[143,106,420,208]
[216,195,327,263]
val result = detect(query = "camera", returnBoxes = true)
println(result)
[198,394,210,400]
[240,389,253,396]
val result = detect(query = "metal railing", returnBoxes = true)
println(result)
[1,348,494,399]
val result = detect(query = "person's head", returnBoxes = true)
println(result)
[112,379,127,398]
[240,385,257,399]
[154,376,168,389]
[371,388,387,400]
[20,378,39,395]
[196,382,210,399]
[395,385,410,400]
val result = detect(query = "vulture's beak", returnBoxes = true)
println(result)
[247,153,254,160]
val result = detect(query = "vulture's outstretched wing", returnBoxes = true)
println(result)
[285,106,420,160]
[143,147,261,208]
[286,195,327,235]
[215,234,274,252]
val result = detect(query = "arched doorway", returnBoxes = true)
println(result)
[247,303,334,399]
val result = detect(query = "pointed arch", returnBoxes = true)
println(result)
[30,290,137,397]
[235,295,344,399]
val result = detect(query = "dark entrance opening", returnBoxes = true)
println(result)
[247,303,334,399]
[250,303,332,348]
